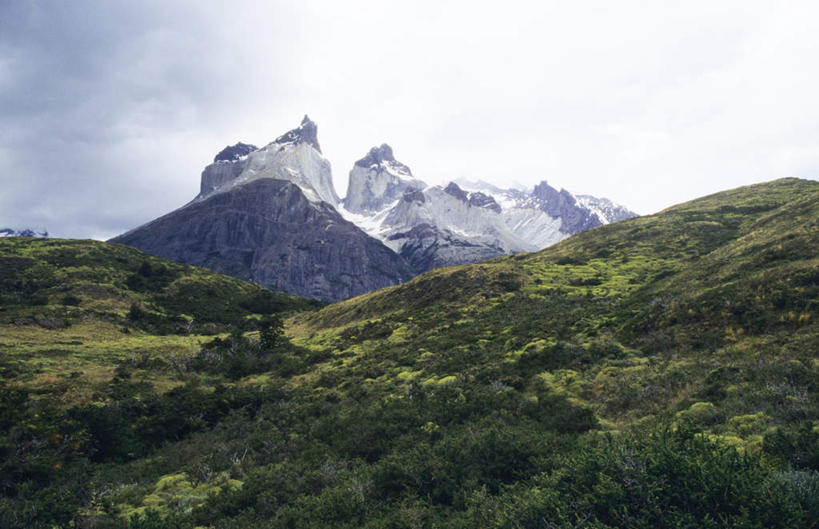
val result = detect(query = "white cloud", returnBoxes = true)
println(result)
[1,0,818,237]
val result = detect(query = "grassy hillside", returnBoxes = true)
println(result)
[0,238,320,399]
[1,179,818,528]
[292,178,818,428]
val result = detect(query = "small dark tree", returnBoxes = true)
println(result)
[259,314,284,352]
[128,303,145,321]
[138,261,154,277]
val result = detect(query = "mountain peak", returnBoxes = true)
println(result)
[354,144,413,177]
[356,144,395,166]
[342,144,422,215]
[274,115,321,153]
[444,182,468,202]
[213,142,257,163]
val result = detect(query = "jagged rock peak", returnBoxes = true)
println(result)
[274,115,321,153]
[468,192,501,213]
[442,183,500,212]
[355,144,413,177]
[532,180,601,234]
[214,142,257,163]
[444,182,469,202]
[532,180,575,205]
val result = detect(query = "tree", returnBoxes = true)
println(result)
[258,314,284,352]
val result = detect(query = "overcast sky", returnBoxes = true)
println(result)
[2,1,819,239]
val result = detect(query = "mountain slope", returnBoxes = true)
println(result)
[0,237,320,403]
[112,179,414,302]
[293,177,819,428]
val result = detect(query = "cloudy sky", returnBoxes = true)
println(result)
[2,1,819,239]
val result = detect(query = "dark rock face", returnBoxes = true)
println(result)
[468,192,501,213]
[214,142,257,162]
[274,115,321,153]
[387,222,505,273]
[111,179,415,302]
[444,182,469,202]
[533,181,601,234]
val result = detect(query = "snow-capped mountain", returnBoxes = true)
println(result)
[342,144,424,215]
[112,116,636,301]
[112,118,412,302]
[380,182,535,272]
[0,228,48,238]
[198,115,338,206]
[339,146,535,271]
[338,148,637,272]
[576,194,636,225]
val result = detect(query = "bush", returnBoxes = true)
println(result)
[60,294,81,306]
[763,423,819,471]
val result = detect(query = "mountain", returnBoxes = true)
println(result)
[342,143,425,215]
[339,146,636,272]
[576,193,636,224]
[0,227,48,237]
[112,118,635,301]
[198,116,338,205]
[377,181,533,271]
[3,179,818,528]
[111,117,414,302]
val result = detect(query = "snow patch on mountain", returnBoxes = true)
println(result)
[576,195,636,224]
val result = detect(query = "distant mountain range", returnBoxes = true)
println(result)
[338,144,634,272]
[0,227,49,238]
[112,117,635,301]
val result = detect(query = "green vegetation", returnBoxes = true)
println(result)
[1,178,817,527]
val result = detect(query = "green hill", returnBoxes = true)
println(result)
[1,179,818,528]
[0,238,320,399]
[0,237,320,327]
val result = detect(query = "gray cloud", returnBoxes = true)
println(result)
[1,1,818,238]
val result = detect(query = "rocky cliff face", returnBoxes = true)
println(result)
[112,179,413,302]
[531,181,601,234]
[197,116,338,206]
[342,144,424,215]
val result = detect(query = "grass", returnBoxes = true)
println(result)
[289,178,819,437]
